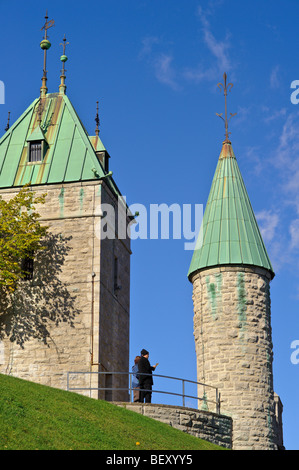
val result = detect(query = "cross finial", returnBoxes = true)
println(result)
[61,34,68,53]
[95,101,100,136]
[216,72,237,142]
[59,34,69,94]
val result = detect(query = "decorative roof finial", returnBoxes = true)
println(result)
[40,11,55,98]
[59,34,69,95]
[216,72,237,143]
[5,111,10,132]
[95,101,100,136]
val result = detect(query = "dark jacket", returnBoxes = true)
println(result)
[138,356,155,385]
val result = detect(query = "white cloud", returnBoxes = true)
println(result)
[202,27,231,73]
[262,111,299,271]
[256,210,279,243]
[139,37,180,91]
[183,65,216,83]
[244,145,264,176]
[263,107,287,124]
[183,5,232,85]
[140,4,232,89]
[274,112,299,213]
[278,113,299,154]
[154,54,180,91]
[289,219,299,250]
[197,6,232,74]
[270,65,280,89]
[139,37,160,59]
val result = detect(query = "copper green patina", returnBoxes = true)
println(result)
[0,93,119,196]
[188,140,274,280]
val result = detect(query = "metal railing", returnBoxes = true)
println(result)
[66,371,221,414]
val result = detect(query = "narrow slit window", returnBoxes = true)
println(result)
[114,256,118,294]
[21,252,34,281]
[29,142,42,162]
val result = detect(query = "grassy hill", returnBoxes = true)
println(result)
[0,373,225,450]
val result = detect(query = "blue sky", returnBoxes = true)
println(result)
[1,0,299,450]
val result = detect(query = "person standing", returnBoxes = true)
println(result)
[131,356,141,402]
[138,349,158,403]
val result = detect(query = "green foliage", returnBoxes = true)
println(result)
[0,188,79,348]
[0,186,47,292]
[0,374,225,450]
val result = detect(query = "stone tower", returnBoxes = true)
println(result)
[188,134,283,449]
[0,22,131,401]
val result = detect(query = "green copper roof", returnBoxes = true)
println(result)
[188,141,274,280]
[26,125,46,142]
[0,92,112,188]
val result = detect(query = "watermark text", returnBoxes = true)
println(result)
[290,81,299,104]
[0,81,4,104]
[96,197,203,251]
[290,340,299,364]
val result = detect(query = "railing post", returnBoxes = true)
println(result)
[216,389,221,414]
[182,379,185,407]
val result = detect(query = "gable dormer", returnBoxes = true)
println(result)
[26,125,48,163]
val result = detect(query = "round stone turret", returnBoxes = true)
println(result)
[188,140,280,450]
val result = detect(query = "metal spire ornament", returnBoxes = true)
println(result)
[40,11,55,98]
[95,101,100,136]
[59,34,69,94]
[5,111,10,132]
[216,72,237,142]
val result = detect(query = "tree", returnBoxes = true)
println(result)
[0,186,48,292]
[0,187,80,348]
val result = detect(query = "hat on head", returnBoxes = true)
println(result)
[141,349,149,356]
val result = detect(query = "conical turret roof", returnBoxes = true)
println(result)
[188,140,274,280]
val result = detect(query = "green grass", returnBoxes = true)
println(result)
[0,373,225,450]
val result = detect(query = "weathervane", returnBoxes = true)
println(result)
[41,10,55,35]
[95,101,100,136]
[216,72,237,142]
[40,11,55,98]
[59,34,69,94]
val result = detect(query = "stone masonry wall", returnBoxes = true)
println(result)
[191,265,278,450]
[114,403,233,449]
[0,181,131,401]
[96,182,131,401]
